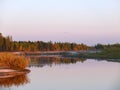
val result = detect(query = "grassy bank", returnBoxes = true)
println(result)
[0,53,30,70]
[86,48,120,59]
[63,48,120,60]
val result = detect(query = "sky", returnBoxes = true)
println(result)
[0,0,120,45]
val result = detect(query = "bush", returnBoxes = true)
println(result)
[0,53,30,70]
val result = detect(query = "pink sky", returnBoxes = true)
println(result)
[0,0,120,45]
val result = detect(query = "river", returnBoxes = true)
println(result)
[0,56,120,90]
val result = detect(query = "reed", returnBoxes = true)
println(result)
[0,53,30,70]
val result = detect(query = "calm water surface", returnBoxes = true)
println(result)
[0,56,120,90]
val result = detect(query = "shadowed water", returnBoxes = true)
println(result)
[1,56,120,90]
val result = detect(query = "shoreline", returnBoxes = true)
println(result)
[0,50,120,60]
[0,50,100,55]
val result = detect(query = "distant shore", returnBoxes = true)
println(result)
[9,50,100,55]
[6,49,119,60]
[11,51,66,55]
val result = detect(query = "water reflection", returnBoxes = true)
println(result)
[29,56,86,67]
[1,56,119,90]
[0,74,30,87]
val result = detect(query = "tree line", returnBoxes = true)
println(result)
[0,33,119,52]
[0,33,88,52]
[94,43,120,50]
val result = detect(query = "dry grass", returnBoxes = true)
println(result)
[0,53,30,70]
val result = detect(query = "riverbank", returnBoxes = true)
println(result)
[7,50,101,55]
[1,48,120,60]
[11,51,66,55]
[63,48,120,60]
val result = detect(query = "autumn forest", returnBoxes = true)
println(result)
[0,33,120,52]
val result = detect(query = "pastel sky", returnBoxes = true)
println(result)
[0,0,120,45]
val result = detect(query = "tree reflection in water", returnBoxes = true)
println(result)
[0,74,30,87]
[29,56,86,67]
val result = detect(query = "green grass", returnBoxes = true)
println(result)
[90,47,120,59]
[0,53,30,70]
[63,47,120,60]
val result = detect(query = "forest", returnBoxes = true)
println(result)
[0,33,120,52]
[0,33,88,51]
